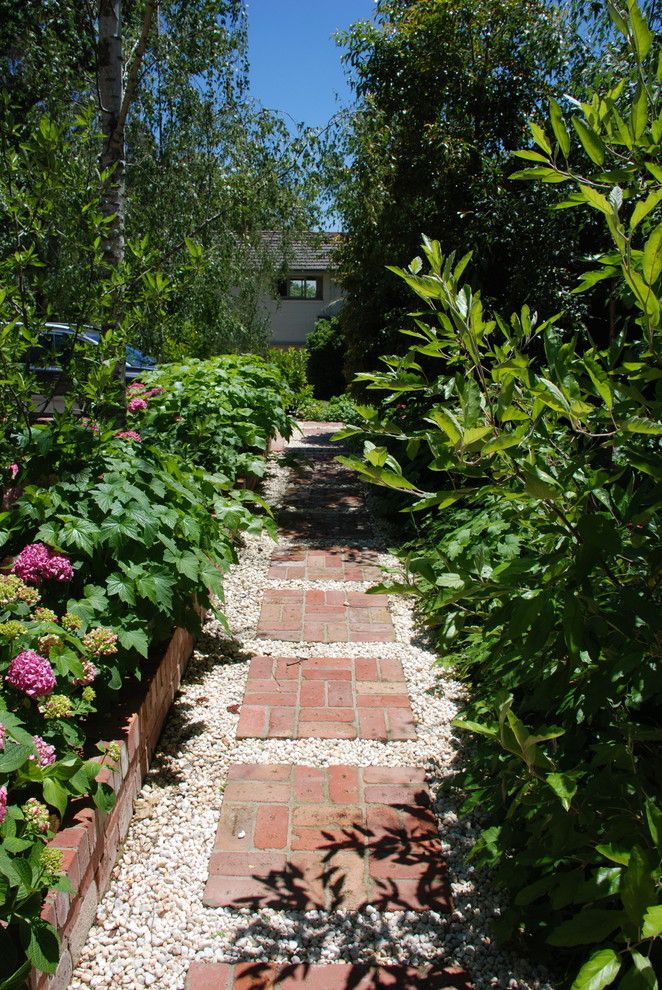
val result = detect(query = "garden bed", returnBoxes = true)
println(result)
[30,621,204,990]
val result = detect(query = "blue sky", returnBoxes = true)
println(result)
[247,0,376,131]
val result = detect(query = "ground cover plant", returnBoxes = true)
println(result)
[337,4,662,986]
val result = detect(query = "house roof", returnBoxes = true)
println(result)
[260,231,343,271]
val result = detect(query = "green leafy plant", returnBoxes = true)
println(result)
[134,355,293,482]
[337,4,662,985]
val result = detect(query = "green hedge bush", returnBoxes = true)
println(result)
[337,7,662,987]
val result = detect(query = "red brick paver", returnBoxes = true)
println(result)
[185,962,472,989]
[268,549,382,583]
[203,764,450,912]
[257,589,395,643]
[236,656,415,741]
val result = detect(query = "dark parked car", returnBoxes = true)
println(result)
[28,323,156,414]
[28,323,156,384]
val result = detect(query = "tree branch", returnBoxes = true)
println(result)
[117,0,157,135]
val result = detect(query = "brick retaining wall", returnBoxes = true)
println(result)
[30,625,200,990]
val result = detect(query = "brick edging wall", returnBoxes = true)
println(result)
[31,624,201,990]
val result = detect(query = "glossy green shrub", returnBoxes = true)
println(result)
[337,5,662,986]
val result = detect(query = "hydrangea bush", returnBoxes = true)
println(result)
[0,356,292,982]
[0,559,118,981]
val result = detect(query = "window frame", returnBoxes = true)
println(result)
[278,276,324,301]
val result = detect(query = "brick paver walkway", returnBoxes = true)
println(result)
[268,548,382,582]
[236,655,416,740]
[257,589,395,643]
[189,423,462,988]
[186,962,471,989]
[204,764,450,912]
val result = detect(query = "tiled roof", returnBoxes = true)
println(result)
[260,231,343,271]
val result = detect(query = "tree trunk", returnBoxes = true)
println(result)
[98,0,125,272]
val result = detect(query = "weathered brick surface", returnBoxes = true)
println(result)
[256,590,395,643]
[203,764,450,913]
[236,656,415,741]
[186,962,472,989]
[268,549,381,582]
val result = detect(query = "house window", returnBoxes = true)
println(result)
[279,277,323,300]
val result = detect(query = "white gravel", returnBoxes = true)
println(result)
[69,423,554,990]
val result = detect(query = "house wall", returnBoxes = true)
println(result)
[263,271,344,345]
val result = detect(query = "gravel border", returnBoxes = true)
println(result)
[69,425,554,990]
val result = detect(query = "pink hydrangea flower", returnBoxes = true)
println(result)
[127,382,146,391]
[74,658,98,685]
[115,431,142,443]
[5,650,56,698]
[10,464,19,479]
[147,386,165,396]
[82,628,117,657]
[12,543,74,585]
[0,725,5,751]
[31,735,56,767]
[127,397,148,413]
[0,785,7,825]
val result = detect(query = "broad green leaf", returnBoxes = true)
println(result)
[530,121,552,155]
[426,407,462,444]
[631,85,647,139]
[546,772,578,810]
[548,909,624,946]
[0,744,32,774]
[630,189,662,231]
[630,0,653,60]
[462,425,492,447]
[617,951,658,990]
[620,417,662,435]
[522,463,561,499]
[482,424,529,454]
[642,224,662,286]
[42,778,68,817]
[621,847,656,927]
[584,356,614,409]
[573,117,606,165]
[550,98,571,156]
[597,843,632,866]
[510,167,567,183]
[581,185,611,216]
[452,718,498,737]
[117,627,149,658]
[571,949,621,990]
[642,905,662,938]
[512,149,550,163]
[22,919,59,975]
[645,798,662,849]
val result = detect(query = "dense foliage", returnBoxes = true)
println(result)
[0,357,291,984]
[338,6,662,986]
[328,0,646,381]
[0,0,320,361]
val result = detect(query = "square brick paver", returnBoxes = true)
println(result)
[237,655,416,741]
[268,549,382,583]
[256,589,395,643]
[203,764,450,913]
[185,962,472,989]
